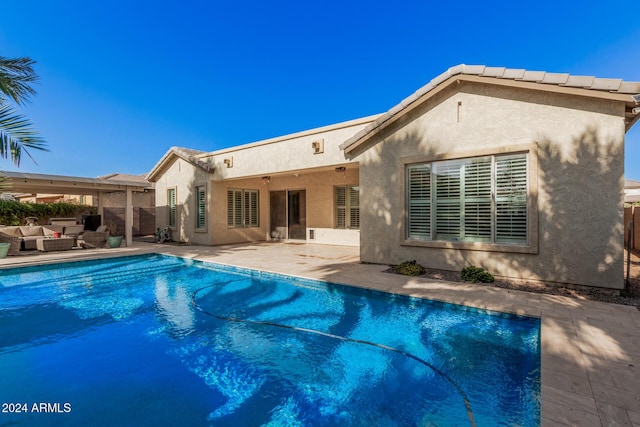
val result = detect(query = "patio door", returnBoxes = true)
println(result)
[269,190,306,240]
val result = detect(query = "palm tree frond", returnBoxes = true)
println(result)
[0,104,48,167]
[0,56,38,106]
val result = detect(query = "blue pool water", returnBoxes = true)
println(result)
[0,254,540,426]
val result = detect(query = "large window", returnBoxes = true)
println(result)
[167,188,176,227]
[407,153,527,245]
[227,189,259,228]
[195,185,206,229]
[335,185,360,229]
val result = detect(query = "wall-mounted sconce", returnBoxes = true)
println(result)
[223,157,233,168]
[335,166,346,173]
[311,139,324,154]
[261,176,271,184]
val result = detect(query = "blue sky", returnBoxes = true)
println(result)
[2,0,639,179]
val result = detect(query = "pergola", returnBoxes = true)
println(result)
[3,171,154,247]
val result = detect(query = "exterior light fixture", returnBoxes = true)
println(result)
[311,139,324,154]
[261,176,271,184]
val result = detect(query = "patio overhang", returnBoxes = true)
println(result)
[1,171,154,248]
[3,171,153,195]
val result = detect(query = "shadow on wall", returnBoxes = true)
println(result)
[356,127,437,263]
[358,123,624,288]
[527,127,624,286]
[155,172,196,244]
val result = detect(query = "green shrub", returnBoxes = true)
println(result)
[461,266,494,283]
[395,260,426,276]
[0,201,95,225]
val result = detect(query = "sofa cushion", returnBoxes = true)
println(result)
[0,226,23,237]
[19,226,44,237]
[63,225,85,237]
[43,225,64,237]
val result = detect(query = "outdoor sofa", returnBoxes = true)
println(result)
[0,224,106,255]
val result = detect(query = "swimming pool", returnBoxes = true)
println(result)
[0,254,540,426]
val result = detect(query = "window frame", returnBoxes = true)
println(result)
[227,188,259,228]
[195,184,207,231]
[402,144,538,254]
[334,185,360,229]
[167,187,177,228]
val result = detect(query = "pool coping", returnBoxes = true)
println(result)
[1,241,638,426]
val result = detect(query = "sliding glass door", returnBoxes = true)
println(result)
[269,190,306,240]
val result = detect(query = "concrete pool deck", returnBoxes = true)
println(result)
[1,241,638,426]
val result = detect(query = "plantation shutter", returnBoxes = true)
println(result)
[348,186,360,228]
[434,160,461,240]
[335,187,346,228]
[227,189,243,227]
[462,158,492,242]
[168,189,176,227]
[407,164,431,239]
[244,190,259,227]
[495,154,528,244]
[196,186,206,229]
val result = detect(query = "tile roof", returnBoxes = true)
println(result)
[146,146,213,182]
[341,64,640,153]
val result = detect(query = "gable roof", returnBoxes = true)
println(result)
[147,146,213,182]
[341,64,640,155]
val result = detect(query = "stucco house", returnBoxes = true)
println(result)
[148,65,640,290]
[625,179,640,204]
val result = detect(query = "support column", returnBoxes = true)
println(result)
[97,191,105,225]
[125,187,133,247]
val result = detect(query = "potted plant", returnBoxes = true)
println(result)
[105,219,123,248]
[0,242,10,258]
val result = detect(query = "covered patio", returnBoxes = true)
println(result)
[3,171,153,247]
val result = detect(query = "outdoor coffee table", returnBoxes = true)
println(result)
[36,237,74,252]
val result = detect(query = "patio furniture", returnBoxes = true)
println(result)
[0,225,69,254]
[80,231,109,248]
[62,224,85,243]
[36,237,74,252]
[0,233,22,255]
[49,218,78,226]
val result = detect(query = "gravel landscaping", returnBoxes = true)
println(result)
[389,250,640,309]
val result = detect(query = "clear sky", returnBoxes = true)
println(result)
[1,0,639,179]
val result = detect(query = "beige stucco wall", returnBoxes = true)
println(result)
[209,168,360,246]
[355,81,626,289]
[153,116,369,246]
[100,190,154,208]
[196,116,376,180]
[153,158,213,245]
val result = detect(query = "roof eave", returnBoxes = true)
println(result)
[147,148,213,182]
[343,70,640,155]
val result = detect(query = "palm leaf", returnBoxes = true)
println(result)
[0,103,48,166]
[0,56,38,106]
